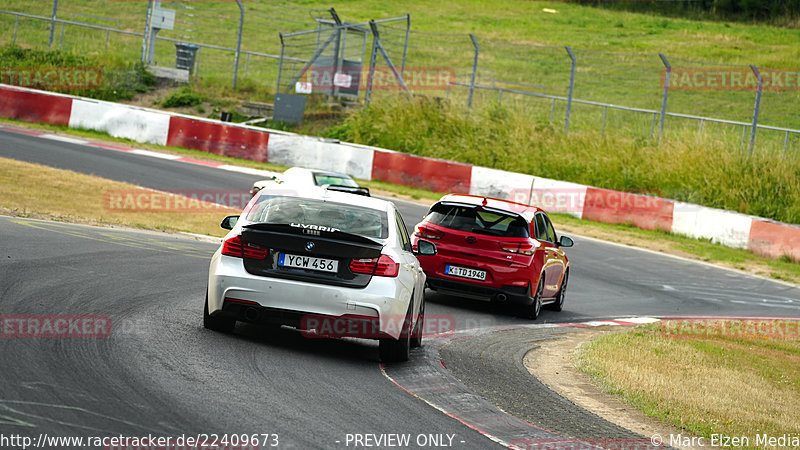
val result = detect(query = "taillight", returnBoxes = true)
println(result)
[349,255,399,277]
[221,235,268,260]
[499,241,537,255]
[414,225,443,240]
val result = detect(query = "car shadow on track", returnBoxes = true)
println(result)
[205,321,400,364]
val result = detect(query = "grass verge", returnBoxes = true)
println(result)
[0,156,238,238]
[578,321,800,448]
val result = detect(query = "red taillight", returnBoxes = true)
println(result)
[414,225,443,240]
[221,235,268,260]
[349,255,399,277]
[499,241,536,256]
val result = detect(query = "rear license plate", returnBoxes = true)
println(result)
[445,265,486,281]
[279,253,338,273]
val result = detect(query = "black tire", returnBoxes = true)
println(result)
[410,295,424,348]
[548,269,568,312]
[203,291,235,333]
[526,276,544,320]
[379,301,413,363]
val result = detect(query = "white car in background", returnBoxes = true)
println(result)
[205,185,434,362]
[249,167,369,197]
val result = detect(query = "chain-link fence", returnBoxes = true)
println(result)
[1,0,798,155]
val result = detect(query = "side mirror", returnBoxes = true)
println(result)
[558,235,574,248]
[220,215,239,230]
[415,240,437,256]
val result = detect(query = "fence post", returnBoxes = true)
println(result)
[13,16,19,44]
[330,9,343,99]
[784,131,790,158]
[748,65,762,156]
[141,0,153,63]
[232,0,244,90]
[467,34,479,116]
[658,53,670,142]
[365,25,380,106]
[48,0,59,49]
[276,33,285,96]
[400,14,410,77]
[564,46,576,133]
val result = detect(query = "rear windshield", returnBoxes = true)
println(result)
[426,204,529,238]
[245,195,388,239]
[314,174,358,187]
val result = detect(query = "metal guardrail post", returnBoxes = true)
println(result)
[232,0,244,90]
[565,46,576,133]
[467,34,479,116]
[48,0,59,49]
[749,65,762,156]
[658,53,671,142]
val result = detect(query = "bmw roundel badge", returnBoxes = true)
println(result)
[305,241,315,251]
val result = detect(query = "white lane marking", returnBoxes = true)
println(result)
[217,165,279,177]
[129,149,181,160]
[39,134,88,145]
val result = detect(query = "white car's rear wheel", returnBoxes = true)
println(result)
[203,291,235,333]
[379,301,413,362]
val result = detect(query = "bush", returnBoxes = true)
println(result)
[160,87,205,108]
[0,45,157,102]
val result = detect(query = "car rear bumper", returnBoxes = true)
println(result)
[207,252,411,339]
[426,276,532,306]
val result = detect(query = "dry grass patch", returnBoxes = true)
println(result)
[578,321,800,447]
[0,156,239,237]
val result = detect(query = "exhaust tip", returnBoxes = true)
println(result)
[244,307,261,322]
[495,293,508,302]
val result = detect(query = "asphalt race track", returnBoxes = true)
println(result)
[2,128,800,448]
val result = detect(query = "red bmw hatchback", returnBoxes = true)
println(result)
[411,194,573,319]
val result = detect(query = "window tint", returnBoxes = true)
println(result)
[314,174,358,187]
[395,210,412,251]
[536,213,547,241]
[245,195,388,239]
[427,204,529,238]
[543,214,557,243]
